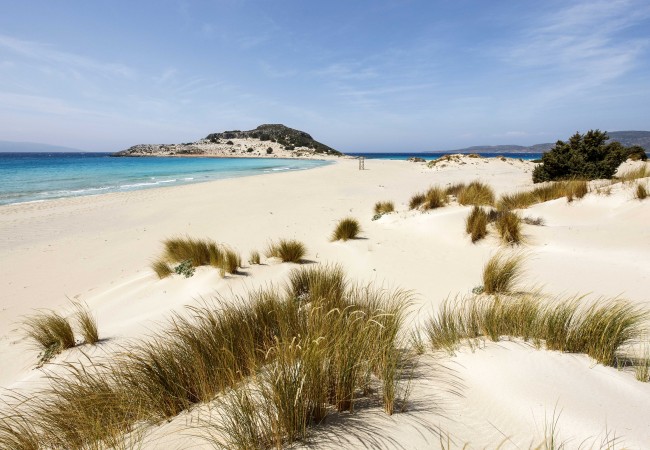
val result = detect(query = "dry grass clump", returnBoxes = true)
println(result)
[409,186,448,210]
[74,302,99,345]
[482,252,525,294]
[374,201,395,215]
[2,267,410,450]
[151,259,173,279]
[618,165,649,182]
[248,250,261,265]
[465,206,488,243]
[457,181,495,206]
[424,294,646,367]
[265,239,306,262]
[331,217,361,241]
[24,311,76,366]
[497,180,589,210]
[444,182,466,197]
[154,237,241,277]
[495,210,522,245]
[635,183,647,200]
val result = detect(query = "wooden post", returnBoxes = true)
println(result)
[358,156,365,170]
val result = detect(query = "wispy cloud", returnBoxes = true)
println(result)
[0,34,135,78]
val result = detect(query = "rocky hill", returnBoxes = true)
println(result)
[112,124,342,158]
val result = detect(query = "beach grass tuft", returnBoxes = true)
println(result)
[497,180,589,211]
[495,210,522,245]
[374,201,395,215]
[465,206,488,243]
[74,302,99,345]
[408,192,426,210]
[635,183,647,200]
[482,252,525,294]
[457,181,495,206]
[444,182,466,197]
[618,165,649,183]
[331,217,361,241]
[265,239,306,263]
[24,311,76,365]
[151,259,173,279]
[424,294,646,367]
[422,186,448,210]
[248,250,261,265]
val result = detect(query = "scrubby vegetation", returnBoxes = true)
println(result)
[465,206,488,243]
[482,252,525,294]
[74,302,99,345]
[249,250,261,265]
[151,259,173,279]
[331,217,361,241]
[457,181,495,206]
[265,239,306,262]
[374,201,395,215]
[424,294,646,367]
[532,130,642,182]
[1,267,410,449]
[409,186,448,210]
[636,183,648,200]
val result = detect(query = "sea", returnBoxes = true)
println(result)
[0,153,332,206]
[0,151,544,206]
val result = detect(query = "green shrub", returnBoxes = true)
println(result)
[174,260,195,278]
[465,206,488,243]
[265,239,306,263]
[266,147,273,154]
[331,217,361,241]
[532,130,638,182]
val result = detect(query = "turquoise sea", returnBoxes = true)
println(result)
[0,153,332,206]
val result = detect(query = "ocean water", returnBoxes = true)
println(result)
[0,153,332,206]
[347,152,543,161]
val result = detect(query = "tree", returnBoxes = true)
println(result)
[532,130,641,183]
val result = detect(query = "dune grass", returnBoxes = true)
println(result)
[151,259,173,279]
[409,186,448,211]
[424,294,646,367]
[618,165,649,183]
[265,239,306,262]
[635,183,647,200]
[248,250,261,265]
[24,311,76,366]
[154,237,241,277]
[374,201,395,215]
[497,180,589,211]
[408,192,426,210]
[74,302,99,345]
[457,181,495,206]
[331,217,361,241]
[495,210,522,245]
[482,252,525,294]
[465,206,488,243]
[444,182,466,197]
[1,266,410,450]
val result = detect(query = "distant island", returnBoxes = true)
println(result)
[429,130,650,154]
[112,124,343,159]
[0,141,84,153]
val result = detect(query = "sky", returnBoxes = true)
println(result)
[0,0,649,153]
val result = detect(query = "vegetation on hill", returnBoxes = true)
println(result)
[532,130,646,183]
[206,124,341,155]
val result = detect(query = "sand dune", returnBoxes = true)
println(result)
[1,156,649,448]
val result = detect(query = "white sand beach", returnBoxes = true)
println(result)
[1,156,649,448]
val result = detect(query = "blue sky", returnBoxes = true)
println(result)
[0,0,649,152]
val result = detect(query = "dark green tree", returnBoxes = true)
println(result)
[532,130,642,183]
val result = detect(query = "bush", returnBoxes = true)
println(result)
[226,140,234,145]
[532,130,638,182]
[24,312,76,365]
[174,260,195,278]
[482,252,524,294]
[265,239,306,263]
[331,217,361,241]
[457,181,495,206]
[465,206,488,243]
[266,147,273,154]
[246,147,254,153]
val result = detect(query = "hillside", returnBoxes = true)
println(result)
[434,130,650,154]
[0,140,84,153]
[113,124,342,158]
